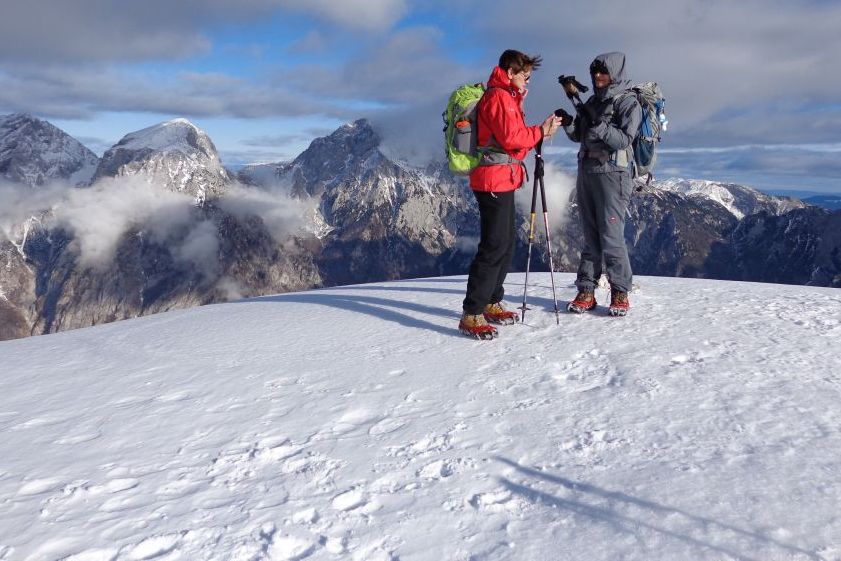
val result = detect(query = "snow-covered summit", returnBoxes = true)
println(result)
[654,177,804,219]
[91,118,230,202]
[0,113,99,187]
[2,274,840,560]
[299,118,380,163]
[116,118,218,158]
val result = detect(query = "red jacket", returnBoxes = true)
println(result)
[469,66,543,193]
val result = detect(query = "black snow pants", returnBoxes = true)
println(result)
[462,190,517,315]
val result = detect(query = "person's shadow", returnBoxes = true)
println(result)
[239,280,558,337]
[494,456,825,561]
[242,287,462,337]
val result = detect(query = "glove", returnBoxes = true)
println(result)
[553,108,573,127]
[585,121,607,142]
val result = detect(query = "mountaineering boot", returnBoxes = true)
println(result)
[458,312,498,340]
[567,290,597,314]
[609,289,630,317]
[483,301,519,325]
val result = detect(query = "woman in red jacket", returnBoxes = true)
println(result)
[459,49,563,339]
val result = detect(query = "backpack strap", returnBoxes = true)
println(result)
[475,86,528,176]
[599,89,637,171]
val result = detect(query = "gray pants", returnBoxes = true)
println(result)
[575,169,633,293]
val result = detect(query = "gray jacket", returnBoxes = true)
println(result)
[564,52,642,174]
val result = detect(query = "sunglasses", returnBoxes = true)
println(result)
[590,60,609,75]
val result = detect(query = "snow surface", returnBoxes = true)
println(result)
[2,274,841,561]
[117,119,214,158]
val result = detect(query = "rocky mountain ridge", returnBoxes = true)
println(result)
[1,113,838,341]
[0,113,99,187]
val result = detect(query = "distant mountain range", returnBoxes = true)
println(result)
[1,113,839,341]
[802,195,841,210]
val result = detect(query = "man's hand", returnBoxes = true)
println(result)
[562,81,579,96]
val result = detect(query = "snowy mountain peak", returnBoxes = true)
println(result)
[115,118,216,158]
[0,113,100,187]
[91,118,229,201]
[654,177,804,219]
[296,118,380,164]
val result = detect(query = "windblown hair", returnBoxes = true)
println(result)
[498,50,542,74]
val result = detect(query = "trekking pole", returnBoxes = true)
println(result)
[519,142,542,323]
[537,146,561,325]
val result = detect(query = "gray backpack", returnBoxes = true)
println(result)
[618,82,667,182]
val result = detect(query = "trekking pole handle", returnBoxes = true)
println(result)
[534,139,545,180]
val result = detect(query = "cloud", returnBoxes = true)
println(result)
[278,0,408,31]
[242,128,334,148]
[0,0,211,63]
[0,0,407,64]
[218,183,313,241]
[288,27,471,106]
[653,144,841,192]
[286,30,330,54]
[56,177,198,265]
[0,66,353,121]
[372,100,447,167]
[174,219,220,276]
[456,0,841,147]
[1,175,315,278]
[0,181,67,239]
[514,162,577,235]
[3,0,841,191]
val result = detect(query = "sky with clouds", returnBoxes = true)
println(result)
[2,0,840,194]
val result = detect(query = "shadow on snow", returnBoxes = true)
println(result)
[494,456,824,561]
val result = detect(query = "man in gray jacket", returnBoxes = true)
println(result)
[564,52,641,316]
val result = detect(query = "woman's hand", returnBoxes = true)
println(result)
[541,114,563,138]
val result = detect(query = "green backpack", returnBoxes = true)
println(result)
[442,83,486,175]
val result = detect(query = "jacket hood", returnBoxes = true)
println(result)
[591,52,631,100]
[487,66,520,93]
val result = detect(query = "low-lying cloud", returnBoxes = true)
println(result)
[514,162,577,235]
[0,175,313,275]
[218,182,313,241]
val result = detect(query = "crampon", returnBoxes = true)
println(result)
[609,290,630,317]
[567,291,597,314]
[459,313,499,340]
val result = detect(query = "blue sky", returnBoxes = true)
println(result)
[2,0,840,194]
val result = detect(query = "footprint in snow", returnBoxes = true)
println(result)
[155,478,206,498]
[332,489,368,512]
[468,489,526,513]
[368,417,407,436]
[154,391,193,403]
[268,533,318,561]
[17,478,66,496]
[322,408,382,437]
[54,431,102,445]
[59,548,120,561]
[124,533,182,560]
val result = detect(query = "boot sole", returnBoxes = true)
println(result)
[459,327,498,340]
[567,302,597,314]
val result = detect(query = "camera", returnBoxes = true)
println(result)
[553,108,573,127]
[557,75,589,98]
